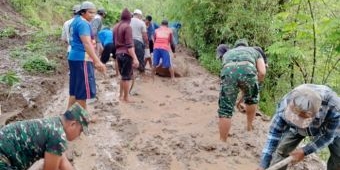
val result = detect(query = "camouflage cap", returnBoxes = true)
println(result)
[284,86,322,129]
[234,38,248,47]
[65,103,90,135]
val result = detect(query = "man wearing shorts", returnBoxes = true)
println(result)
[152,20,176,82]
[218,39,266,142]
[68,1,106,110]
[114,8,139,103]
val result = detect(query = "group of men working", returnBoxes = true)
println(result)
[0,1,178,169]
[218,39,340,170]
[0,1,339,170]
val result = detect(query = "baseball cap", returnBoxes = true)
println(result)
[234,38,248,47]
[283,86,322,129]
[97,8,106,15]
[72,4,81,13]
[133,9,142,15]
[64,103,90,135]
[161,19,168,26]
[216,44,229,59]
[80,1,96,10]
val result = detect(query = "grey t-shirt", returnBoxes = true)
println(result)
[90,14,102,42]
[130,17,147,43]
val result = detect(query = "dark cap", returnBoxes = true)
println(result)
[97,8,106,15]
[216,44,229,60]
[234,39,248,47]
[161,19,168,26]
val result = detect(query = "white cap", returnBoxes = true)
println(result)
[133,9,142,15]
[80,1,96,10]
[72,4,81,13]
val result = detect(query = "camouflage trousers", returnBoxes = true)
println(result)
[218,64,259,118]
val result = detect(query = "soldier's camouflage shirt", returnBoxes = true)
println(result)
[221,46,262,68]
[0,116,67,169]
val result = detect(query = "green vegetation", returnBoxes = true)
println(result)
[162,0,340,116]
[10,47,33,59]
[0,71,20,99]
[0,71,20,87]
[23,55,56,73]
[0,27,17,39]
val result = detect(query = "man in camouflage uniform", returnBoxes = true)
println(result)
[218,39,266,142]
[0,103,89,170]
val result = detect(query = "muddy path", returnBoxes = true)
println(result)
[69,52,262,170]
[39,49,323,170]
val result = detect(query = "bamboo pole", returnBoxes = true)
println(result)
[266,156,293,170]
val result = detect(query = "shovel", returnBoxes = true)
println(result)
[266,156,293,170]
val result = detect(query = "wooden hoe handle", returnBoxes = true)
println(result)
[266,156,293,170]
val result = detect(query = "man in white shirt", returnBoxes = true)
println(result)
[61,4,81,56]
[130,9,148,73]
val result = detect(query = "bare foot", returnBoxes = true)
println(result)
[121,98,135,103]
[119,96,123,101]
[170,79,178,85]
[246,125,254,131]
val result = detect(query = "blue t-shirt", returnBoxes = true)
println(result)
[153,22,159,30]
[147,23,155,40]
[98,29,114,46]
[68,15,93,61]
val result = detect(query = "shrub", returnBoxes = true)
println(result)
[23,56,56,73]
[0,27,17,39]
[0,71,20,87]
[10,48,33,59]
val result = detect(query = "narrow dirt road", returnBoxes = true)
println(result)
[33,48,325,170]
[52,49,267,170]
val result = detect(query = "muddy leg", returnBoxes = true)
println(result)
[67,96,76,109]
[245,104,256,131]
[219,118,232,142]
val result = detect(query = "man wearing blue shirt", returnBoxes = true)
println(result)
[98,27,118,76]
[257,84,340,170]
[68,1,106,110]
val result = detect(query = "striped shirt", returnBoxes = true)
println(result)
[260,84,340,169]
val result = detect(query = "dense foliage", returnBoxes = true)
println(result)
[163,0,340,115]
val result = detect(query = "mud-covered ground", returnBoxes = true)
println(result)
[0,1,327,169]
[21,49,326,170]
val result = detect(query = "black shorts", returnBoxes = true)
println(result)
[149,40,154,53]
[100,43,116,64]
[116,53,133,80]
